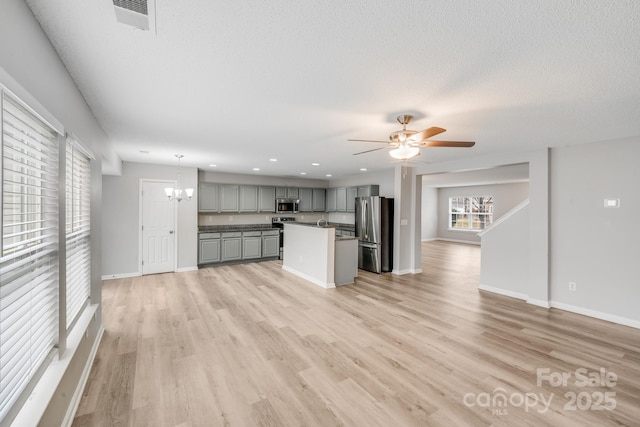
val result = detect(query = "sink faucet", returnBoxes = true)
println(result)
[317,218,327,227]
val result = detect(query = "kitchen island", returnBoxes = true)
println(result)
[282,222,358,288]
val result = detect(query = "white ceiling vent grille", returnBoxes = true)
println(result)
[112,0,156,33]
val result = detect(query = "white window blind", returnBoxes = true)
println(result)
[65,137,91,329]
[0,92,59,422]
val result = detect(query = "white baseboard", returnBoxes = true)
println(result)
[421,238,439,242]
[478,284,640,329]
[550,301,640,330]
[392,268,422,275]
[478,283,529,301]
[434,238,481,246]
[101,271,141,280]
[62,323,105,427]
[282,265,336,289]
[176,266,198,273]
[527,298,551,309]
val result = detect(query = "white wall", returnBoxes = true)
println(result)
[102,162,198,276]
[0,1,117,425]
[436,182,529,244]
[421,186,438,240]
[549,138,640,324]
[329,168,395,197]
[479,203,530,298]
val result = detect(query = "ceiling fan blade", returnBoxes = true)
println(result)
[348,139,390,144]
[352,147,388,155]
[417,140,475,148]
[407,126,446,142]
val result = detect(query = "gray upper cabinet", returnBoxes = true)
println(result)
[287,187,299,199]
[276,187,299,199]
[239,185,258,212]
[258,186,276,212]
[357,185,379,198]
[219,184,240,212]
[199,183,219,212]
[312,188,326,212]
[298,188,313,212]
[275,187,287,198]
[347,186,358,212]
[336,187,347,212]
[326,188,337,212]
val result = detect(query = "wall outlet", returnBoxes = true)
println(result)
[228,216,233,221]
[569,282,577,291]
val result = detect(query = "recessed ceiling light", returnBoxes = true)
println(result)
[253,168,261,171]
[311,162,320,166]
[209,164,217,167]
[360,168,368,171]
[300,172,307,175]
[269,158,278,162]
[326,174,332,177]
[139,150,149,154]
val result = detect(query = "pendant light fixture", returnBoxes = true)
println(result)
[164,154,194,201]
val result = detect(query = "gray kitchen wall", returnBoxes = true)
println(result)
[102,162,198,277]
[1,1,119,425]
[549,137,639,324]
[437,182,530,244]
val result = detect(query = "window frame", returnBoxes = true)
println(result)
[448,196,494,232]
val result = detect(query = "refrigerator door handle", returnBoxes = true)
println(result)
[363,199,369,241]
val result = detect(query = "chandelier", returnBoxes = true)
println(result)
[164,154,194,202]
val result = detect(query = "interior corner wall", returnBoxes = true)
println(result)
[102,162,198,277]
[549,138,640,323]
[437,182,530,244]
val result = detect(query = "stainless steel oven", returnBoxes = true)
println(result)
[271,217,295,259]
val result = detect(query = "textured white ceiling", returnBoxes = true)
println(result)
[26,0,640,178]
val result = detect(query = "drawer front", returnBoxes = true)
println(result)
[261,230,279,236]
[242,231,262,237]
[221,232,242,238]
[200,232,221,239]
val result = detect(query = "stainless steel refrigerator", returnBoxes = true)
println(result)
[355,196,393,273]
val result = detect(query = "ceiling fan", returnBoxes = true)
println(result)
[349,114,475,160]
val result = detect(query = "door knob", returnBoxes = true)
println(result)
[169,230,174,234]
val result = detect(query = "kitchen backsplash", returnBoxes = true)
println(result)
[198,212,355,226]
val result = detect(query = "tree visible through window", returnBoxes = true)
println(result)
[449,196,494,231]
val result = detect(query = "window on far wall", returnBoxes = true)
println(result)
[448,196,494,231]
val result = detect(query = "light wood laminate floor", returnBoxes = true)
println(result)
[73,241,640,426]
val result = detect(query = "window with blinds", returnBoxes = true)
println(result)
[65,138,91,329]
[0,92,59,422]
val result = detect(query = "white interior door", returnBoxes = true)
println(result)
[141,180,176,275]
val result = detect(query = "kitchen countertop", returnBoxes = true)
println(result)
[198,224,277,233]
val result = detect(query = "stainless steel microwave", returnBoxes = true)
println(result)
[275,198,299,214]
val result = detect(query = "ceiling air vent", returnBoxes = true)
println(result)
[112,0,156,32]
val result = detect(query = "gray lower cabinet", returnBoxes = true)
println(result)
[199,233,221,264]
[258,186,276,212]
[221,232,242,261]
[326,188,337,212]
[347,186,358,212]
[242,231,262,259]
[262,230,279,258]
[199,183,219,212]
[220,184,240,212]
[298,188,313,212]
[312,188,326,212]
[239,185,258,212]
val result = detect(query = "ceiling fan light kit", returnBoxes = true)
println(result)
[389,144,420,160]
[348,114,475,160]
